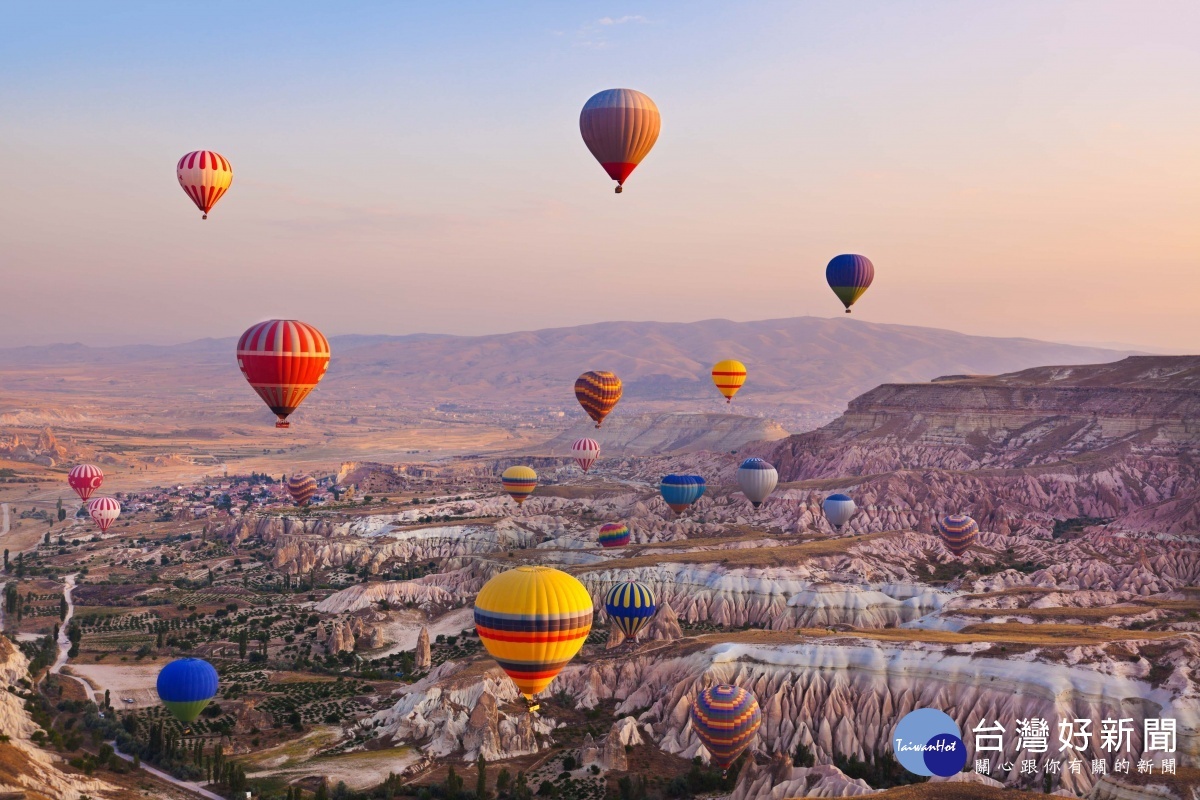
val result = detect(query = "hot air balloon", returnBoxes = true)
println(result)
[237,319,331,428]
[690,684,762,773]
[571,437,601,473]
[580,89,661,193]
[597,522,630,548]
[823,493,857,529]
[87,496,120,533]
[501,466,538,505]
[737,458,778,508]
[660,475,706,515]
[286,474,318,506]
[826,254,874,313]
[67,465,104,503]
[938,514,979,557]
[575,371,622,428]
[711,360,747,404]
[156,658,219,723]
[474,566,593,710]
[177,151,233,220]
[604,581,656,641]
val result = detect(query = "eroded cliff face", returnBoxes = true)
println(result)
[0,638,115,800]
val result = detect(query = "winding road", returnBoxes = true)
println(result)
[1,501,9,535]
[109,743,227,800]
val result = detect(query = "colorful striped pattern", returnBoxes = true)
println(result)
[711,360,748,403]
[823,493,857,529]
[575,371,623,428]
[501,465,538,505]
[660,474,706,515]
[826,254,875,313]
[176,150,233,219]
[736,458,778,508]
[67,464,104,502]
[597,522,630,548]
[604,581,656,639]
[579,89,660,191]
[287,474,318,506]
[474,566,593,699]
[157,658,219,723]
[938,513,979,557]
[237,319,331,428]
[87,496,121,533]
[571,437,601,473]
[690,684,762,771]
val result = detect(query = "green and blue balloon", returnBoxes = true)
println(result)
[156,658,219,723]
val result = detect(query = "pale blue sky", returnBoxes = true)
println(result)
[2,2,1197,349]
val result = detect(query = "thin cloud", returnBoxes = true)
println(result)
[598,15,648,25]
[574,14,651,48]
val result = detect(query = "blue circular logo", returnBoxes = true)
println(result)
[892,709,966,777]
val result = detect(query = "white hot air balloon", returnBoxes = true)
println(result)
[823,493,857,529]
[87,496,122,533]
[737,458,778,508]
[571,437,600,473]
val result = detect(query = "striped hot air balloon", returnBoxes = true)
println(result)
[87,496,121,533]
[711,360,747,404]
[826,254,874,313]
[690,685,762,773]
[501,466,538,505]
[237,320,331,428]
[67,464,104,502]
[474,566,593,704]
[177,151,233,219]
[156,658,219,723]
[938,514,979,557]
[580,89,661,193]
[823,493,857,529]
[737,458,778,508]
[571,437,601,473]
[660,475,706,515]
[597,522,630,548]
[575,371,622,428]
[604,581,656,641]
[286,474,318,506]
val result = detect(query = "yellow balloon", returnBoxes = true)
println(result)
[473,566,593,699]
[501,465,537,505]
[711,360,747,403]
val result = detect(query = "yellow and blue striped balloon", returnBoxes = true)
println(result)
[937,513,979,557]
[690,684,762,771]
[474,566,593,700]
[604,580,656,639]
[501,465,538,505]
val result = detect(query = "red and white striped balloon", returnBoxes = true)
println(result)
[177,150,233,219]
[571,438,601,473]
[87,496,121,533]
[68,464,104,502]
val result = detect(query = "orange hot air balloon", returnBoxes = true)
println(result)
[580,89,661,193]
[177,151,233,219]
[236,320,331,428]
[575,371,622,428]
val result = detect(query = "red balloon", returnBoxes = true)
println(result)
[68,464,104,502]
[236,320,331,428]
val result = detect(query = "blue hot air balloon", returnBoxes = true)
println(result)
[660,475,706,515]
[156,658,219,722]
[604,580,657,640]
[826,254,874,313]
[823,493,857,529]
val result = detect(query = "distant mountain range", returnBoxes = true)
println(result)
[0,317,1141,428]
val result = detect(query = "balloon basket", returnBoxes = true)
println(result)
[614,185,622,194]
[275,421,290,429]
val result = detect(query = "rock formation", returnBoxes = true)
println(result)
[415,625,432,671]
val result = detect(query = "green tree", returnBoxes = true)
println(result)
[475,754,489,800]
[57,498,66,522]
[314,779,328,800]
[445,765,463,797]
[495,768,511,796]
[238,628,249,660]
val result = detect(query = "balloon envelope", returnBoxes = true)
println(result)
[157,658,219,722]
[575,371,622,428]
[711,360,747,403]
[604,581,656,640]
[938,514,979,557]
[571,437,601,472]
[826,254,874,313]
[690,684,762,770]
[474,566,593,699]
[580,89,661,191]
[823,493,857,529]
[177,151,232,219]
[737,458,778,508]
[501,466,538,505]
[287,474,318,506]
[87,496,120,533]
[598,522,630,548]
[237,319,331,428]
[68,464,104,502]
[659,475,706,515]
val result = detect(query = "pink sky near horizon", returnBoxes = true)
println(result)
[1,2,1197,351]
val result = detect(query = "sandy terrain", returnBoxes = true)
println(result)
[69,662,166,709]
[243,728,421,789]
[372,606,475,657]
